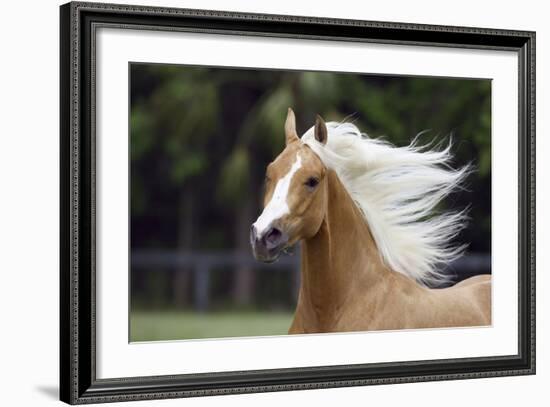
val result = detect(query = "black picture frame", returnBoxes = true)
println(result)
[60,1,536,404]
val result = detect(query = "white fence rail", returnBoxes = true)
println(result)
[131,251,490,311]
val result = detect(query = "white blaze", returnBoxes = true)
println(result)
[253,153,302,237]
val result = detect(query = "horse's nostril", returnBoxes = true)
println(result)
[264,227,282,247]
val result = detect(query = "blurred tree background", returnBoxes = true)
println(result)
[130,63,491,341]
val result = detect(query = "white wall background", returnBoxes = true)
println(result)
[0,0,546,405]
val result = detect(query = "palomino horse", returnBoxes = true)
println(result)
[250,108,491,334]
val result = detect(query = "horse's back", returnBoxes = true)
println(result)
[451,274,492,325]
[454,274,491,287]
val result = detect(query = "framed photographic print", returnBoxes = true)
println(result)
[60,1,536,404]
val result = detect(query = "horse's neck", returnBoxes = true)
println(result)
[299,170,392,328]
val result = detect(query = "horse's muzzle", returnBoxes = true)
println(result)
[250,224,289,263]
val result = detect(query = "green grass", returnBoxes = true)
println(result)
[130,310,294,342]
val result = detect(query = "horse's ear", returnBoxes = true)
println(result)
[314,114,328,145]
[285,108,299,146]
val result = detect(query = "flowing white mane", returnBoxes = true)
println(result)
[301,121,471,285]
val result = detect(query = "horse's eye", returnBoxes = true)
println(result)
[305,177,319,189]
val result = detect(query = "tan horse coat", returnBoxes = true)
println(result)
[289,170,491,334]
[251,109,491,335]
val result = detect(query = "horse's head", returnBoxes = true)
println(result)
[251,108,329,263]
